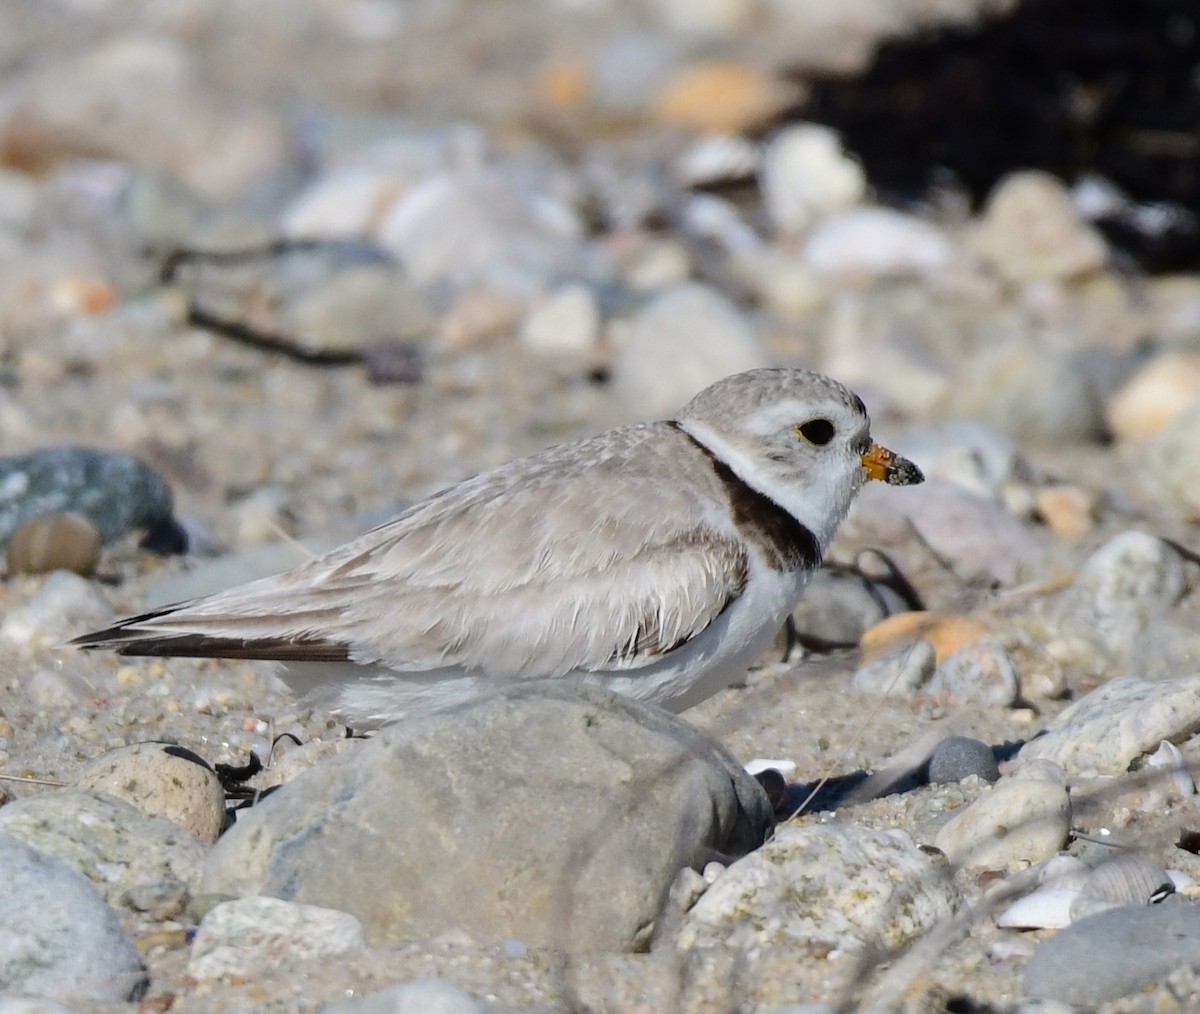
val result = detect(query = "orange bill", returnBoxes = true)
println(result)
[862,444,924,486]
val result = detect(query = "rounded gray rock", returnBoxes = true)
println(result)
[0,833,145,1003]
[1024,901,1200,1005]
[201,681,773,951]
[0,446,182,552]
[790,567,908,650]
[927,736,1000,784]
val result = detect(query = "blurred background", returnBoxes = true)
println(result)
[0,0,1197,558]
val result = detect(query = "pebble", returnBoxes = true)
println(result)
[1106,352,1200,441]
[0,446,182,551]
[1018,674,1200,776]
[281,264,434,354]
[852,638,936,697]
[927,736,1000,785]
[970,170,1110,283]
[1144,401,1200,514]
[673,133,761,190]
[678,824,960,953]
[0,788,206,905]
[1023,901,1200,1005]
[0,833,146,1003]
[926,641,1020,708]
[611,282,768,418]
[934,761,1071,870]
[652,60,795,133]
[803,207,952,277]
[76,742,227,844]
[1033,484,1095,539]
[322,978,492,1014]
[188,897,366,981]
[201,681,772,951]
[789,567,908,650]
[649,0,755,35]
[518,283,600,359]
[943,343,1106,445]
[759,124,866,234]
[377,170,584,294]
[1051,531,1190,657]
[280,165,409,239]
[6,511,102,576]
[0,570,113,647]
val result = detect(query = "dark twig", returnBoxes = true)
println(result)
[185,302,365,367]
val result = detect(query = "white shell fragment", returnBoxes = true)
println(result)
[744,758,797,779]
[1146,739,1196,797]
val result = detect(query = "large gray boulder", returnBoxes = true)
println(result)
[203,681,772,951]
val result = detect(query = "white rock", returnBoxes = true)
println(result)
[612,282,768,418]
[674,134,761,188]
[760,124,865,234]
[971,171,1109,283]
[281,166,406,239]
[804,207,952,278]
[934,763,1071,870]
[189,897,365,980]
[650,0,755,34]
[519,284,600,358]
[0,571,113,647]
[322,977,491,1014]
[1019,675,1200,776]
[378,171,583,294]
[1053,531,1189,656]
[680,824,960,953]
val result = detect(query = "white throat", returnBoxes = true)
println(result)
[678,418,853,554]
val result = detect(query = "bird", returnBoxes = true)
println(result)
[71,368,923,728]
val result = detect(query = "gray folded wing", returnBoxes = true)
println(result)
[73,423,751,677]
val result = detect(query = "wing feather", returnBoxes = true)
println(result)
[71,422,752,676]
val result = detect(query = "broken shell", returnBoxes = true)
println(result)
[6,512,102,577]
[1073,853,1174,916]
[996,887,1080,930]
[1146,739,1196,796]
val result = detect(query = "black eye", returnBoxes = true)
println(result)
[797,418,835,446]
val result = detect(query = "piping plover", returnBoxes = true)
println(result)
[72,368,922,727]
